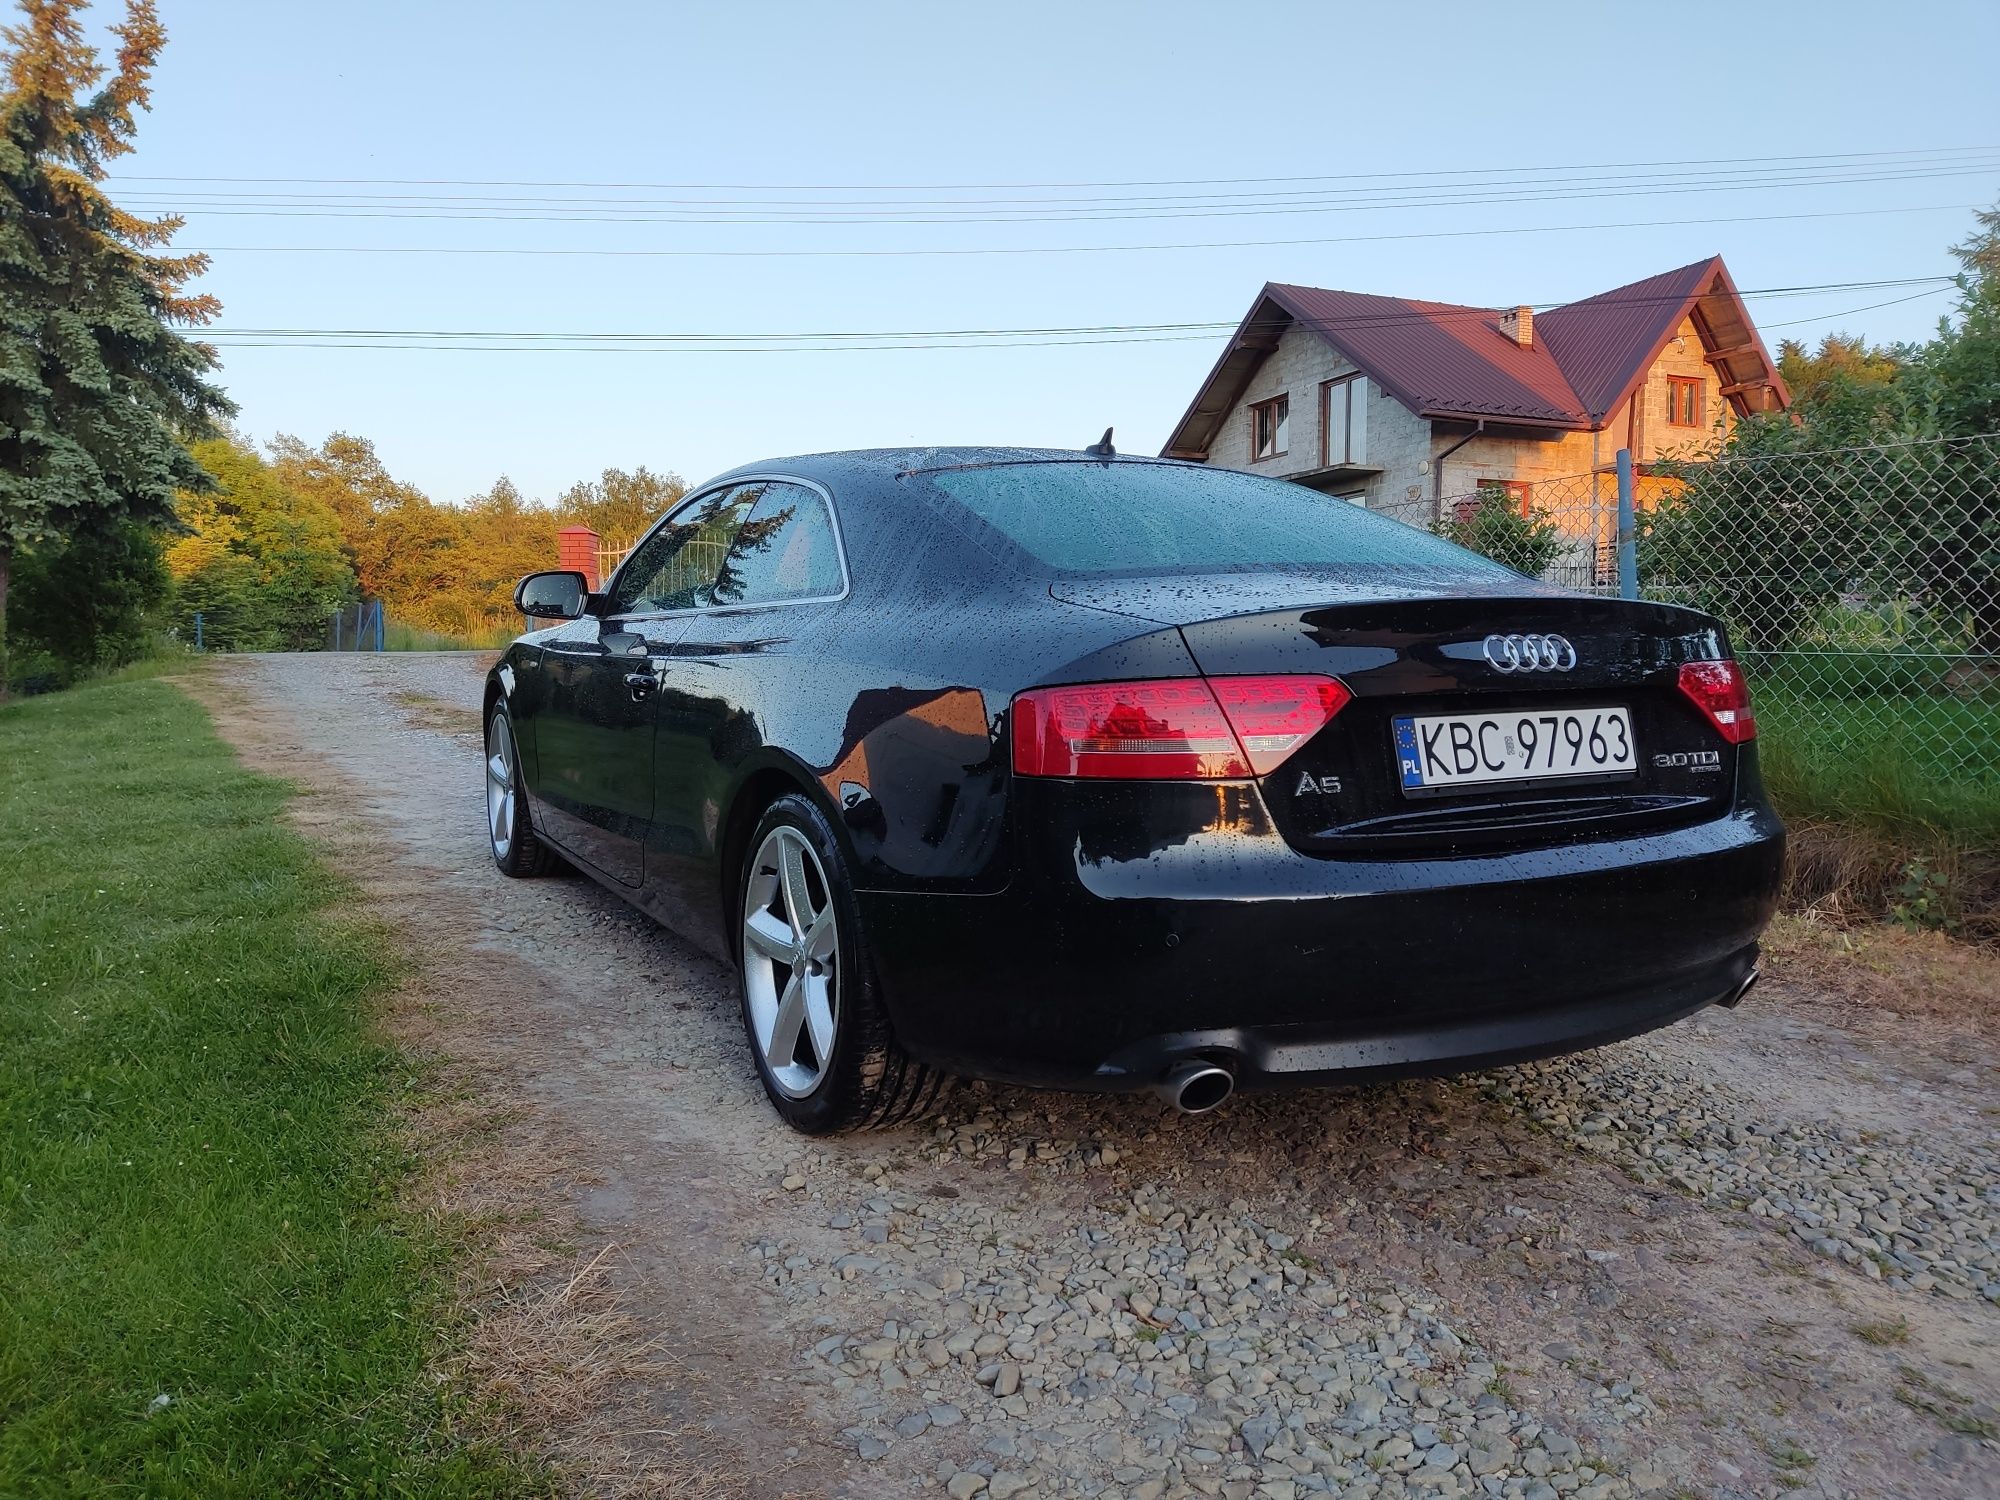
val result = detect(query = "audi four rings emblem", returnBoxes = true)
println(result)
[1482,632,1577,672]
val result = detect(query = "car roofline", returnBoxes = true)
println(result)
[895,454,1201,480]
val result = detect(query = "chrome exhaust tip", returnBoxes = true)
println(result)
[1154,1061,1235,1114]
[1719,968,1760,1009]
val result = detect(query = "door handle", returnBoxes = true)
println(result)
[623,671,656,701]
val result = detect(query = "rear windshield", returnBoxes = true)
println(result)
[925,461,1517,578]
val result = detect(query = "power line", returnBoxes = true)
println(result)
[198,280,1961,355]
[182,200,1982,262]
[1758,285,1956,330]
[109,144,2000,195]
[198,278,1953,344]
[113,153,2000,215]
[119,161,2000,227]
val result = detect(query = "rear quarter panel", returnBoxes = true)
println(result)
[635,472,1206,954]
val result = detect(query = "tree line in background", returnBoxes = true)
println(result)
[11,429,686,682]
[191,437,682,651]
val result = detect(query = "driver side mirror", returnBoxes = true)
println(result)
[514,570,591,620]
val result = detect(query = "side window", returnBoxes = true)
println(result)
[709,483,845,608]
[608,485,756,614]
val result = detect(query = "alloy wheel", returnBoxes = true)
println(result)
[741,826,840,1099]
[486,716,516,861]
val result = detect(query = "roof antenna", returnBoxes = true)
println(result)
[1083,426,1116,458]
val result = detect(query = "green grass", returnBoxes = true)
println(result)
[0,677,544,1497]
[1750,663,2000,926]
[1756,685,2000,844]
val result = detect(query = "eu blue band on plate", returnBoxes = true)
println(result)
[1392,716,1424,789]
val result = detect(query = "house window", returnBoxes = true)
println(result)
[1666,375,1704,427]
[1321,374,1369,466]
[1250,395,1288,461]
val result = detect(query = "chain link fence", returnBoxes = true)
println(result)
[1430,433,2000,783]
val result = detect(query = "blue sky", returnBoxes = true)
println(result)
[104,0,2000,503]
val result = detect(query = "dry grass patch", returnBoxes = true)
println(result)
[392,688,480,738]
[1782,817,1999,944]
[1762,912,2000,1035]
[1848,1318,1911,1346]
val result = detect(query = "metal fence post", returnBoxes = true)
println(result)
[193,612,204,651]
[372,599,385,652]
[1615,448,1638,601]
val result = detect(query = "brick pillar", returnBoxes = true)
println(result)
[557,525,601,590]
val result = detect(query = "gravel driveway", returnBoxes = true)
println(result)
[205,652,1997,1500]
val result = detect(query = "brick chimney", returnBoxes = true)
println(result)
[557,525,601,590]
[1498,305,1533,348]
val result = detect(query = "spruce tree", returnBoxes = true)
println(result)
[0,0,230,691]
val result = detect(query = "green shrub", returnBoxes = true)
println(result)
[1891,859,1958,932]
[8,521,173,691]
[1430,486,1566,576]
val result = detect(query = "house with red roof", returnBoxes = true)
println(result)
[1160,256,1789,525]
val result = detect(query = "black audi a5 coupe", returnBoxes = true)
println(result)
[484,447,1783,1132]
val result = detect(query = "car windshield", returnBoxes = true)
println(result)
[924,461,1519,578]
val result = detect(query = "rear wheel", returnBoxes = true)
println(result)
[737,794,943,1133]
[486,705,554,877]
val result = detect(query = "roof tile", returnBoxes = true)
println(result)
[1269,283,1585,424]
[1536,258,1722,422]
[1164,256,1760,454]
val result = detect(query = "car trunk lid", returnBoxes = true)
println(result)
[1156,587,1740,856]
[1048,565,1559,624]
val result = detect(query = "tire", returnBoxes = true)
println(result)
[735,793,944,1133]
[485,705,555,878]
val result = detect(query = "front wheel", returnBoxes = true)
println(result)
[737,794,942,1133]
[486,706,554,877]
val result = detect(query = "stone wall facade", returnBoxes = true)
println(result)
[1199,323,1438,520]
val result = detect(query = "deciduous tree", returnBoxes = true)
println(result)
[166,436,355,651]
[457,475,557,626]
[267,430,429,598]
[556,465,685,549]
[1775,333,1908,408]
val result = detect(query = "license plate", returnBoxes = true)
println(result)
[1393,706,1636,792]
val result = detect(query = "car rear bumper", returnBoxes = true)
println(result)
[858,781,1784,1092]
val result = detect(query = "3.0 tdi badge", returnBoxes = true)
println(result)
[1652,749,1723,772]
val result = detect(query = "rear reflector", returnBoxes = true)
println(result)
[1012,675,1350,779]
[1677,659,1758,744]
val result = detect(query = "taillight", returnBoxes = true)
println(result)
[1209,676,1353,774]
[1677,659,1757,744]
[1011,675,1350,779]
